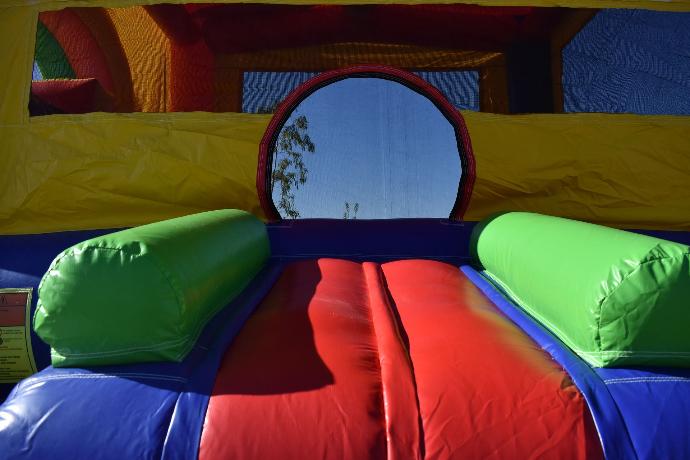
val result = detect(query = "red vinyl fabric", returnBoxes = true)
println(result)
[31,78,113,113]
[199,259,387,459]
[381,260,602,459]
[187,4,555,54]
[199,259,602,460]
[40,9,116,95]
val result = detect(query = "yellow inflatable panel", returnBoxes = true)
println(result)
[0,7,34,124]
[0,113,270,234]
[463,112,690,231]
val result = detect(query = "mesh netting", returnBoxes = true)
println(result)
[243,71,479,113]
[415,71,479,111]
[563,9,690,115]
[242,72,319,113]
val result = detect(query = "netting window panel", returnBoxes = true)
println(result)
[269,78,463,219]
[563,9,690,115]
[244,71,480,114]
[242,72,319,113]
[414,71,480,112]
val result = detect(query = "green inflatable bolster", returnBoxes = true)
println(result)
[472,212,690,368]
[34,209,270,367]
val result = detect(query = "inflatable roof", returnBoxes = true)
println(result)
[1,1,690,459]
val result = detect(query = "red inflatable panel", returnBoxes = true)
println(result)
[200,259,602,460]
[381,260,602,460]
[40,9,116,94]
[31,79,114,114]
[190,4,554,54]
[199,259,387,460]
[362,263,422,460]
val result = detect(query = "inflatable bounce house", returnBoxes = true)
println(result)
[1,1,690,459]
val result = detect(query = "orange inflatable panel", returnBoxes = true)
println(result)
[200,259,602,460]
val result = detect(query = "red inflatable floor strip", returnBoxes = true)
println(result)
[199,259,387,460]
[362,262,423,460]
[200,259,602,459]
[381,260,602,460]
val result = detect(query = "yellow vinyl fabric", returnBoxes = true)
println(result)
[1,2,690,234]
[462,112,690,231]
[0,6,35,124]
[0,113,270,234]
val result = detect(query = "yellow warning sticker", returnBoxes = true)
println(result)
[0,289,37,384]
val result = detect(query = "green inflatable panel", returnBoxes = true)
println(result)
[35,210,270,367]
[472,212,690,368]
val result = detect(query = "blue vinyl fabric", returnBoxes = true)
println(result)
[462,265,690,460]
[0,263,283,460]
[563,9,690,115]
[266,219,690,262]
[1,369,183,459]
[595,367,690,459]
[266,218,475,264]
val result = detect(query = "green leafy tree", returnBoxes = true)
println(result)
[258,103,315,219]
[271,114,315,218]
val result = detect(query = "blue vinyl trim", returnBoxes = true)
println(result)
[266,219,690,264]
[461,265,637,460]
[633,229,690,246]
[267,218,474,264]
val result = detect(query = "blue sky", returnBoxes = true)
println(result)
[273,78,462,219]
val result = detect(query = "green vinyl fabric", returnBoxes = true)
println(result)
[34,209,270,367]
[472,212,690,368]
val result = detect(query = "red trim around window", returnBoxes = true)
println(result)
[257,65,476,221]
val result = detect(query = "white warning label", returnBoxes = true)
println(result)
[0,289,37,383]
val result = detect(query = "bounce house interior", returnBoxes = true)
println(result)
[1,1,690,459]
